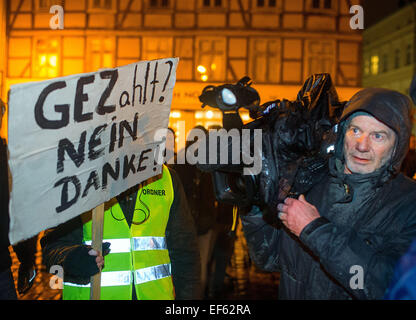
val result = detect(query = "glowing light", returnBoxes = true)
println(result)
[371,55,379,75]
[39,55,47,66]
[195,111,204,119]
[241,113,250,121]
[49,55,57,67]
[201,75,208,82]
[170,111,181,119]
[206,110,214,119]
[197,65,207,73]
[211,63,217,71]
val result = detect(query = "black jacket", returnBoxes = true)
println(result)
[41,167,201,300]
[0,138,11,272]
[241,88,416,299]
[172,163,217,236]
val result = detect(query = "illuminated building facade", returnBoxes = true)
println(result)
[362,3,416,135]
[0,0,362,140]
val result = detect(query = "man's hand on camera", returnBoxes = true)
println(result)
[277,194,320,237]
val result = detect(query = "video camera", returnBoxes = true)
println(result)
[197,74,346,222]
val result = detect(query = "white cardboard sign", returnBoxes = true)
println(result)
[8,58,178,244]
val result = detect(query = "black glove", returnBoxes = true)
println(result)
[62,242,111,284]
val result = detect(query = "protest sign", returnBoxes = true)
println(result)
[8,58,178,245]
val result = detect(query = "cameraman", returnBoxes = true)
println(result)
[241,88,416,299]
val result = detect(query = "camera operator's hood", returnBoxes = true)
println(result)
[335,87,413,176]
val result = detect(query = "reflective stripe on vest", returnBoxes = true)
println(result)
[135,263,171,285]
[63,165,175,300]
[64,271,132,287]
[84,237,167,253]
[64,263,171,288]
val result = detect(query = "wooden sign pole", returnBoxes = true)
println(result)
[90,203,105,300]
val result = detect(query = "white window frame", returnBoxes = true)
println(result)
[249,38,281,84]
[195,37,226,82]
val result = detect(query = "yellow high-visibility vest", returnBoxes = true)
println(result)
[63,166,175,300]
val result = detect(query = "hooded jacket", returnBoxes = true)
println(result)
[241,88,416,299]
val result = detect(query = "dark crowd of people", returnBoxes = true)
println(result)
[1,84,416,300]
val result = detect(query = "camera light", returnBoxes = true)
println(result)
[221,88,237,106]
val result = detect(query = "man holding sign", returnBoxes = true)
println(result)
[7,58,201,299]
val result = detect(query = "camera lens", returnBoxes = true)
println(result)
[221,88,237,106]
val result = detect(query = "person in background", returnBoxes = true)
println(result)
[172,126,218,299]
[0,98,39,298]
[0,99,18,300]
[207,201,236,299]
[385,238,416,299]
[401,135,416,179]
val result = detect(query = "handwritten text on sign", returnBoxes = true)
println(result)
[8,58,178,244]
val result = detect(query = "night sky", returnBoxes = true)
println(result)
[362,0,413,27]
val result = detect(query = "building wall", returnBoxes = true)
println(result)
[362,3,416,135]
[3,0,363,140]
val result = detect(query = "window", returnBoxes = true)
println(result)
[253,0,280,12]
[324,0,332,9]
[304,40,335,78]
[381,54,388,73]
[256,0,277,7]
[309,0,334,11]
[88,0,114,11]
[149,0,170,8]
[93,0,111,9]
[36,0,63,11]
[250,39,281,83]
[142,37,173,61]
[406,44,412,66]
[87,37,115,72]
[364,58,370,75]
[196,38,226,82]
[394,49,400,69]
[34,38,60,78]
[370,55,379,75]
[202,0,223,8]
